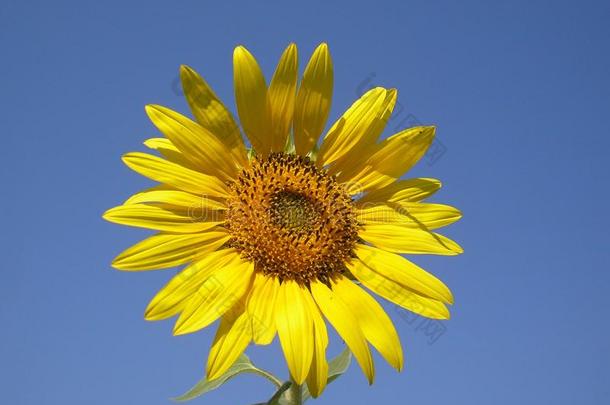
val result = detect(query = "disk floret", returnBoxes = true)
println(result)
[225,153,358,284]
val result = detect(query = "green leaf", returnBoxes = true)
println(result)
[173,354,282,402]
[327,345,353,378]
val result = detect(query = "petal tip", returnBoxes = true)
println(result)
[451,244,464,254]
[205,357,225,382]
[143,304,157,321]
[172,323,188,336]
[110,258,125,270]
[144,104,165,117]
[101,208,113,221]
[233,45,249,58]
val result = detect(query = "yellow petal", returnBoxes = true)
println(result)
[143,138,196,170]
[246,272,279,345]
[355,202,462,230]
[275,280,314,384]
[124,184,173,204]
[346,256,450,319]
[233,46,269,154]
[122,152,229,198]
[310,281,374,384]
[328,89,397,177]
[332,277,403,371]
[341,126,436,194]
[267,43,298,152]
[111,231,230,271]
[398,202,462,229]
[293,43,333,156]
[145,249,240,320]
[355,203,411,225]
[317,87,387,167]
[354,244,453,304]
[358,178,442,204]
[206,299,252,380]
[103,204,223,233]
[144,137,178,152]
[124,189,226,211]
[364,88,397,145]
[174,257,254,335]
[180,65,248,166]
[360,223,463,255]
[145,105,239,180]
[305,292,329,398]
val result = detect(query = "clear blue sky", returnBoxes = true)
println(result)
[2,0,609,404]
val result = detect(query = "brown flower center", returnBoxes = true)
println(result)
[225,153,358,285]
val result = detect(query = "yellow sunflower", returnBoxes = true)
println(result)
[104,43,462,397]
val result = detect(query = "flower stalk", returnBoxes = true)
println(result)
[287,378,303,405]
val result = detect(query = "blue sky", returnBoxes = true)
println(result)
[1,0,609,404]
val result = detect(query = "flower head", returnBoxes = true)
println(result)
[104,43,462,397]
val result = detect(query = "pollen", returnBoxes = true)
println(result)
[225,153,359,285]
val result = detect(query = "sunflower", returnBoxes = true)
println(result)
[104,43,462,397]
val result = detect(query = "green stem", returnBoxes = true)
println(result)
[249,368,283,389]
[288,377,303,405]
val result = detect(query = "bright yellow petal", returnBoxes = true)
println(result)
[145,249,240,320]
[317,87,387,167]
[400,202,462,229]
[354,244,453,304]
[293,43,333,156]
[122,152,229,198]
[267,43,298,152]
[145,105,239,180]
[341,126,436,194]
[246,272,279,345]
[275,280,314,385]
[206,299,252,380]
[363,88,397,146]
[123,189,226,211]
[305,292,329,398]
[111,231,230,271]
[174,257,255,335]
[124,184,173,204]
[233,46,269,154]
[332,277,403,371]
[346,255,450,319]
[103,204,223,233]
[310,280,374,384]
[180,65,248,166]
[328,89,397,177]
[355,202,462,230]
[360,223,463,255]
[358,178,442,204]
[143,138,197,170]
[355,203,411,225]
[144,137,178,152]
